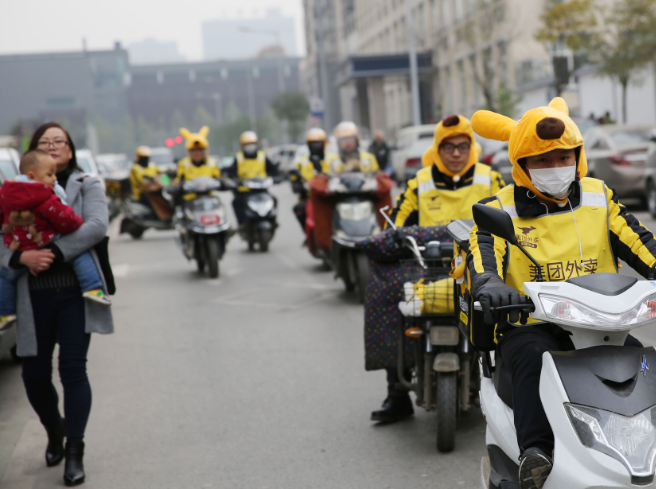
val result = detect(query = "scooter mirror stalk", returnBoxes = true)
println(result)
[472,204,544,282]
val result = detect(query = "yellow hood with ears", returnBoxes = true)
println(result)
[421,114,479,178]
[471,97,587,204]
[180,126,210,151]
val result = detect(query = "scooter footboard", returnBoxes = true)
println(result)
[540,353,639,488]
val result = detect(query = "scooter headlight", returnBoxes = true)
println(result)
[337,202,373,221]
[249,198,274,216]
[566,403,656,478]
[539,293,656,329]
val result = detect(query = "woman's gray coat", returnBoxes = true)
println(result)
[0,170,114,357]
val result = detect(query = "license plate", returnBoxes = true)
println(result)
[200,214,220,225]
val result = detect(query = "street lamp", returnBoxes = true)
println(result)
[405,0,421,126]
[238,26,286,93]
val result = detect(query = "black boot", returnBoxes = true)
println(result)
[45,418,65,467]
[63,440,85,486]
[371,394,414,423]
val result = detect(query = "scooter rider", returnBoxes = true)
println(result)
[331,122,379,174]
[290,128,339,232]
[389,114,505,228]
[371,115,505,425]
[468,97,656,489]
[224,131,279,226]
[130,146,162,206]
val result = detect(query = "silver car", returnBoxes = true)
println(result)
[584,124,656,202]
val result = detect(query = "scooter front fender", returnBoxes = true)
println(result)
[541,352,638,488]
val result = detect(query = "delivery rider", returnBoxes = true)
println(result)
[224,131,279,226]
[371,115,505,425]
[468,98,656,489]
[331,122,379,174]
[389,114,505,228]
[175,126,220,184]
[290,128,339,232]
[130,146,162,205]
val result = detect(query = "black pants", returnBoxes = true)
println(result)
[232,193,248,225]
[293,201,306,232]
[22,288,92,442]
[499,324,642,455]
[385,368,412,397]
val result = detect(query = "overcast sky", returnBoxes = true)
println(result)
[0,0,305,59]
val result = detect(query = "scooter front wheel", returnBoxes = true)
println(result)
[436,371,457,452]
[205,238,220,279]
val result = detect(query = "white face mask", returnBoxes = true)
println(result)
[528,165,576,199]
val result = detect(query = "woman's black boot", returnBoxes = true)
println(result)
[45,418,65,467]
[63,440,85,486]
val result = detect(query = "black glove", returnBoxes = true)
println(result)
[476,278,522,326]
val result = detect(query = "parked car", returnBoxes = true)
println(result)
[267,144,298,175]
[391,124,436,183]
[76,149,102,179]
[150,147,176,174]
[0,147,20,181]
[584,124,656,201]
[476,136,507,165]
[641,137,656,217]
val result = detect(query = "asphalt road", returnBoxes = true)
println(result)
[0,185,655,489]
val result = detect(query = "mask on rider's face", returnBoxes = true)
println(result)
[528,165,576,199]
[308,141,324,156]
[243,144,257,156]
[137,156,150,168]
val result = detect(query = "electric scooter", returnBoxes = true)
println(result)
[469,204,656,489]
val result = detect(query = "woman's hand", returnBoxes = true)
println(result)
[19,249,55,275]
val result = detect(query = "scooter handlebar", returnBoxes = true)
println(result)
[473,296,534,313]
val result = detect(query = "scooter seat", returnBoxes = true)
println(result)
[493,357,514,409]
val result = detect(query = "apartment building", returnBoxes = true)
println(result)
[302,0,555,137]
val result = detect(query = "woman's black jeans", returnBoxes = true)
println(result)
[22,287,91,441]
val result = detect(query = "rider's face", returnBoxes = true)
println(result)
[524,148,577,172]
[438,134,471,174]
[190,148,205,162]
[339,137,357,153]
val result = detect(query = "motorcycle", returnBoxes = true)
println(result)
[329,172,381,302]
[386,212,478,452]
[171,177,232,279]
[468,203,656,489]
[238,177,278,252]
[119,178,174,239]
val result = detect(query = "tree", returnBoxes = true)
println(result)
[270,92,310,142]
[535,0,597,96]
[537,0,656,123]
[462,0,515,113]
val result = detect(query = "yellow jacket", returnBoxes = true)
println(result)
[130,162,161,201]
[175,157,221,183]
[390,163,505,227]
[293,153,340,182]
[331,151,379,174]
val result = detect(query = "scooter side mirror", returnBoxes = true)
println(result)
[472,204,519,247]
[472,203,544,282]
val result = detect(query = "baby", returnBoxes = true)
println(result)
[0,150,111,328]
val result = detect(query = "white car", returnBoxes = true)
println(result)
[76,149,105,190]
[391,124,436,183]
[0,147,20,181]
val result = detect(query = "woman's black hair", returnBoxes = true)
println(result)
[28,122,80,172]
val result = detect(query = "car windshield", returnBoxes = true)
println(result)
[609,129,654,146]
[0,159,18,179]
[150,153,173,165]
[76,156,92,174]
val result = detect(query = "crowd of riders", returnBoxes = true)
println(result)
[124,96,656,489]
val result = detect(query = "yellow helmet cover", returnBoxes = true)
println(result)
[471,97,587,204]
[334,121,359,139]
[306,127,327,143]
[180,126,210,151]
[421,115,478,178]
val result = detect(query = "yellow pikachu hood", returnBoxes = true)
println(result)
[421,114,478,178]
[471,97,587,204]
[180,126,210,151]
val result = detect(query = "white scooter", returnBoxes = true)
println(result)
[470,203,656,489]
